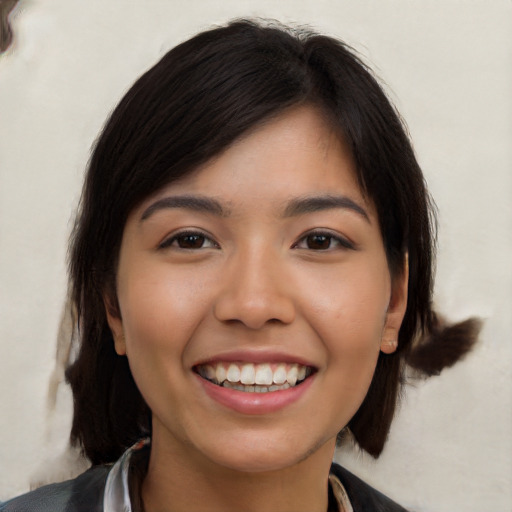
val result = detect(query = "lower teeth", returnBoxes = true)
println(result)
[220,381,302,392]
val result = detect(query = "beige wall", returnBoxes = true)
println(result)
[1,1,511,510]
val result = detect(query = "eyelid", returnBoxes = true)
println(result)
[292,229,356,251]
[158,228,220,250]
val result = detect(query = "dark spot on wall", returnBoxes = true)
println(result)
[0,0,20,54]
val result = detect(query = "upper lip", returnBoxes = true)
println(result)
[192,349,318,369]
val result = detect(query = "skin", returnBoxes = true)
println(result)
[106,106,408,512]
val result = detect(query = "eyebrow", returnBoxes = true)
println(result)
[140,195,226,221]
[139,193,369,223]
[283,194,370,222]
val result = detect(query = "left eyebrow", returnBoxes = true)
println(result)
[139,195,227,222]
[282,194,370,223]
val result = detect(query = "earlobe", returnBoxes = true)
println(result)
[381,255,409,354]
[103,294,126,356]
[381,338,398,354]
[111,329,127,356]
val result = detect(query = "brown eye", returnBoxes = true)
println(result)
[177,234,206,249]
[294,231,354,251]
[159,231,218,250]
[306,234,332,250]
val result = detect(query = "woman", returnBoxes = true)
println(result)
[1,19,478,512]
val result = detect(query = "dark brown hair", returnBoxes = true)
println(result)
[66,19,479,464]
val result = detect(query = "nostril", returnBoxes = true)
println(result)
[213,293,296,329]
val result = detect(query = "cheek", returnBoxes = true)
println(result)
[118,263,211,345]
[114,272,196,416]
[298,259,389,394]
[114,269,205,397]
[301,259,390,343]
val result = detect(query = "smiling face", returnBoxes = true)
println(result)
[106,106,407,475]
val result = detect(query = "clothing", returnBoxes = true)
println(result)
[1,442,408,512]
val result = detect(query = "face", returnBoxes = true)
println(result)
[106,106,407,474]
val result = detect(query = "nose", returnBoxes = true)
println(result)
[213,248,296,330]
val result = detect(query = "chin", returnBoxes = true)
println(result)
[213,451,306,474]
[199,431,333,474]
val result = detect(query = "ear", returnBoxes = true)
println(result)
[103,293,127,356]
[381,255,409,354]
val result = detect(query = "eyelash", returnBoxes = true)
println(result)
[159,229,354,252]
[293,230,355,251]
[159,230,219,250]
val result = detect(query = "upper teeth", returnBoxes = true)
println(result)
[198,362,309,387]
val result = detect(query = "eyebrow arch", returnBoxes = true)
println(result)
[283,194,370,222]
[140,195,226,221]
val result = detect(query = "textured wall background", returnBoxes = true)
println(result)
[0,1,511,510]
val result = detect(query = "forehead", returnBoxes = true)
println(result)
[136,105,375,220]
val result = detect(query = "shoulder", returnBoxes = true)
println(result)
[330,463,410,512]
[0,465,111,512]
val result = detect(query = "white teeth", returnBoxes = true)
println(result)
[223,382,291,393]
[268,384,290,391]
[200,361,312,391]
[215,364,227,383]
[227,364,241,383]
[273,364,287,385]
[204,365,216,380]
[287,365,298,386]
[255,364,273,385]
[240,364,256,385]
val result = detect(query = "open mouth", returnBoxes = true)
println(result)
[194,362,315,393]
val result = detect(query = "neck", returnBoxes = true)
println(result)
[141,434,335,512]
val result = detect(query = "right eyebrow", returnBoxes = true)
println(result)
[139,195,227,222]
[282,194,370,223]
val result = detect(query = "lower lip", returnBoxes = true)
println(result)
[196,374,315,415]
